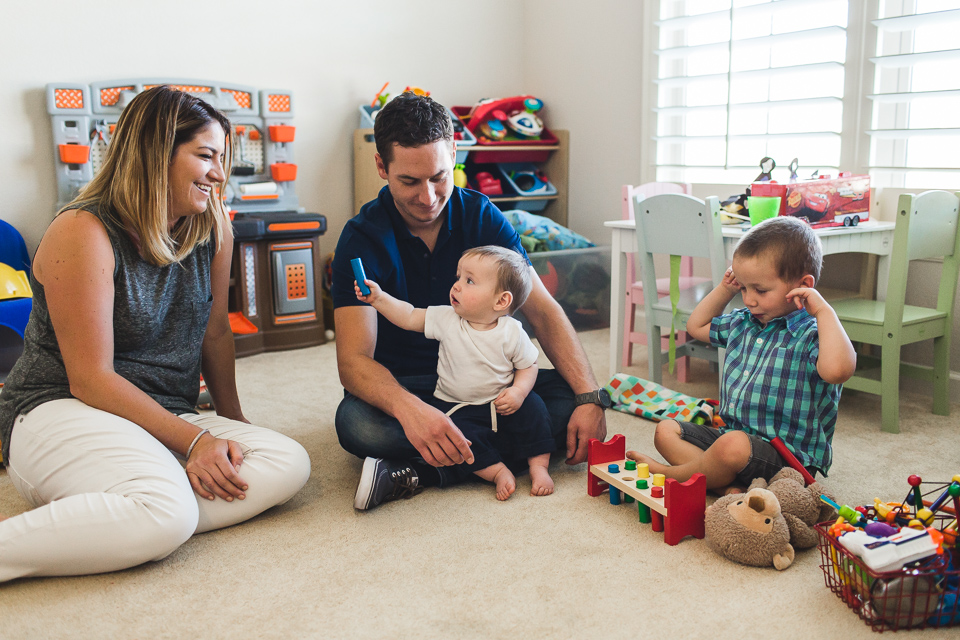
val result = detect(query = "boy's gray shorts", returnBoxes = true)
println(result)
[676,421,807,487]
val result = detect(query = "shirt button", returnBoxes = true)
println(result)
[423,253,429,259]
[728,402,734,409]
[756,338,763,345]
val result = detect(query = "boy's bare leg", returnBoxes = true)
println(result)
[652,420,709,465]
[528,453,554,496]
[626,431,751,491]
[474,463,516,501]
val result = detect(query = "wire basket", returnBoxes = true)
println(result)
[816,523,959,632]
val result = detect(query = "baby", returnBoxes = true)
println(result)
[355,245,554,500]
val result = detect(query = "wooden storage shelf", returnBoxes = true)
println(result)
[353,128,569,228]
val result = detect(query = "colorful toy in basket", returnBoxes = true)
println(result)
[814,473,960,631]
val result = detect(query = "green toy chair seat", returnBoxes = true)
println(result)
[831,190,960,433]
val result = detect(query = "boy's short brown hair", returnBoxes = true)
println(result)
[462,246,532,314]
[734,216,823,283]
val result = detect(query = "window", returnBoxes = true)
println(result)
[868,0,960,188]
[653,0,960,188]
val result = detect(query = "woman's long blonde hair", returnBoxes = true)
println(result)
[63,85,233,266]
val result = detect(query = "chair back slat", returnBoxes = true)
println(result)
[883,190,960,324]
[905,190,960,261]
[633,194,722,260]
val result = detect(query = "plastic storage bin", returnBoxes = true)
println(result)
[358,105,476,163]
[519,246,611,332]
[497,162,557,211]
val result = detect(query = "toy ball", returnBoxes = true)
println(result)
[506,112,543,139]
[325,329,335,341]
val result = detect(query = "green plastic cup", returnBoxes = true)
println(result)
[748,196,781,226]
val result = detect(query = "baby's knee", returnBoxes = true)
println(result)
[711,431,752,469]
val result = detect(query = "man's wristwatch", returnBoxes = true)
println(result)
[574,388,612,409]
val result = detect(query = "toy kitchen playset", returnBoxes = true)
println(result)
[46,79,326,356]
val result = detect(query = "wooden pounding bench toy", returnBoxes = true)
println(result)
[587,435,706,545]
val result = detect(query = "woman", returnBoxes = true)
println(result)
[0,86,310,582]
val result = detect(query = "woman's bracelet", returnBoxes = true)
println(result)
[186,429,210,459]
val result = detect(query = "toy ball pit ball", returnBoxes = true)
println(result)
[325,329,335,341]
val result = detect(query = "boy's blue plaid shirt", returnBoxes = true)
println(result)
[710,307,841,475]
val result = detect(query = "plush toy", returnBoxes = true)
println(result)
[705,487,794,570]
[748,468,837,550]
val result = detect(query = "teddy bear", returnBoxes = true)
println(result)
[705,487,794,570]
[747,467,837,550]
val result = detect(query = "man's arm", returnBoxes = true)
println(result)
[686,267,740,343]
[334,305,474,467]
[520,268,605,465]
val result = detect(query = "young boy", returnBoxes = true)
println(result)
[355,245,555,501]
[627,216,856,493]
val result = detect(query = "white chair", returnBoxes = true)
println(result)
[622,182,709,383]
[634,193,727,384]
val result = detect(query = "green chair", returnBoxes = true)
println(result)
[832,190,960,433]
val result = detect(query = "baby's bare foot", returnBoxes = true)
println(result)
[493,466,516,501]
[529,465,554,496]
[722,485,745,496]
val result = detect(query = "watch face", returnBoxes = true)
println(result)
[598,389,612,408]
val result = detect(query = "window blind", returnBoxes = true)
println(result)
[655,0,849,185]
[868,2,960,188]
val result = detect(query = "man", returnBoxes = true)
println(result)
[332,93,608,509]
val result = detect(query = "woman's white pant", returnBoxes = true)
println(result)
[0,399,310,582]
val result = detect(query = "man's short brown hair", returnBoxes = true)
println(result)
[461,246,532,314]
[373,92,453,168]
[734,216,823,283]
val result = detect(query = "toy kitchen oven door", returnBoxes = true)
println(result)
[45,79,327,357]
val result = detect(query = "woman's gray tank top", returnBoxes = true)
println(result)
[0,203,215,464]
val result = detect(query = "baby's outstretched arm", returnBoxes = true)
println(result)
[494,363,537,415]
[355,279,426,333]
[786,287,856,384]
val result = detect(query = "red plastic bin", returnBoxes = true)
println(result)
[451,106,558,163]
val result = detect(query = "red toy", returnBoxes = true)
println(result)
[473,171,502,196]
[587,435,706,545]
[751,173,871,228]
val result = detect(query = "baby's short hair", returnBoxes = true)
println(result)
[734,216,823,283]
[462,245,532,313]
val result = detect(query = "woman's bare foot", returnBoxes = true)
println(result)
[529,464,554,496]
[493,466,516,501]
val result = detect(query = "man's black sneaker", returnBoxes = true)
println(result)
[354,457,422,510]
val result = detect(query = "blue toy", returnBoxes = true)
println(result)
[351,258,371,296]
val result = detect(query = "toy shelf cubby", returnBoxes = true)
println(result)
[352,128,569,228]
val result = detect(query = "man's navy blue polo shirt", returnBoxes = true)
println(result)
[332,186,528,377]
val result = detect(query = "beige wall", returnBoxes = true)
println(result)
[0,0,528,257]
[2,0,957,394]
